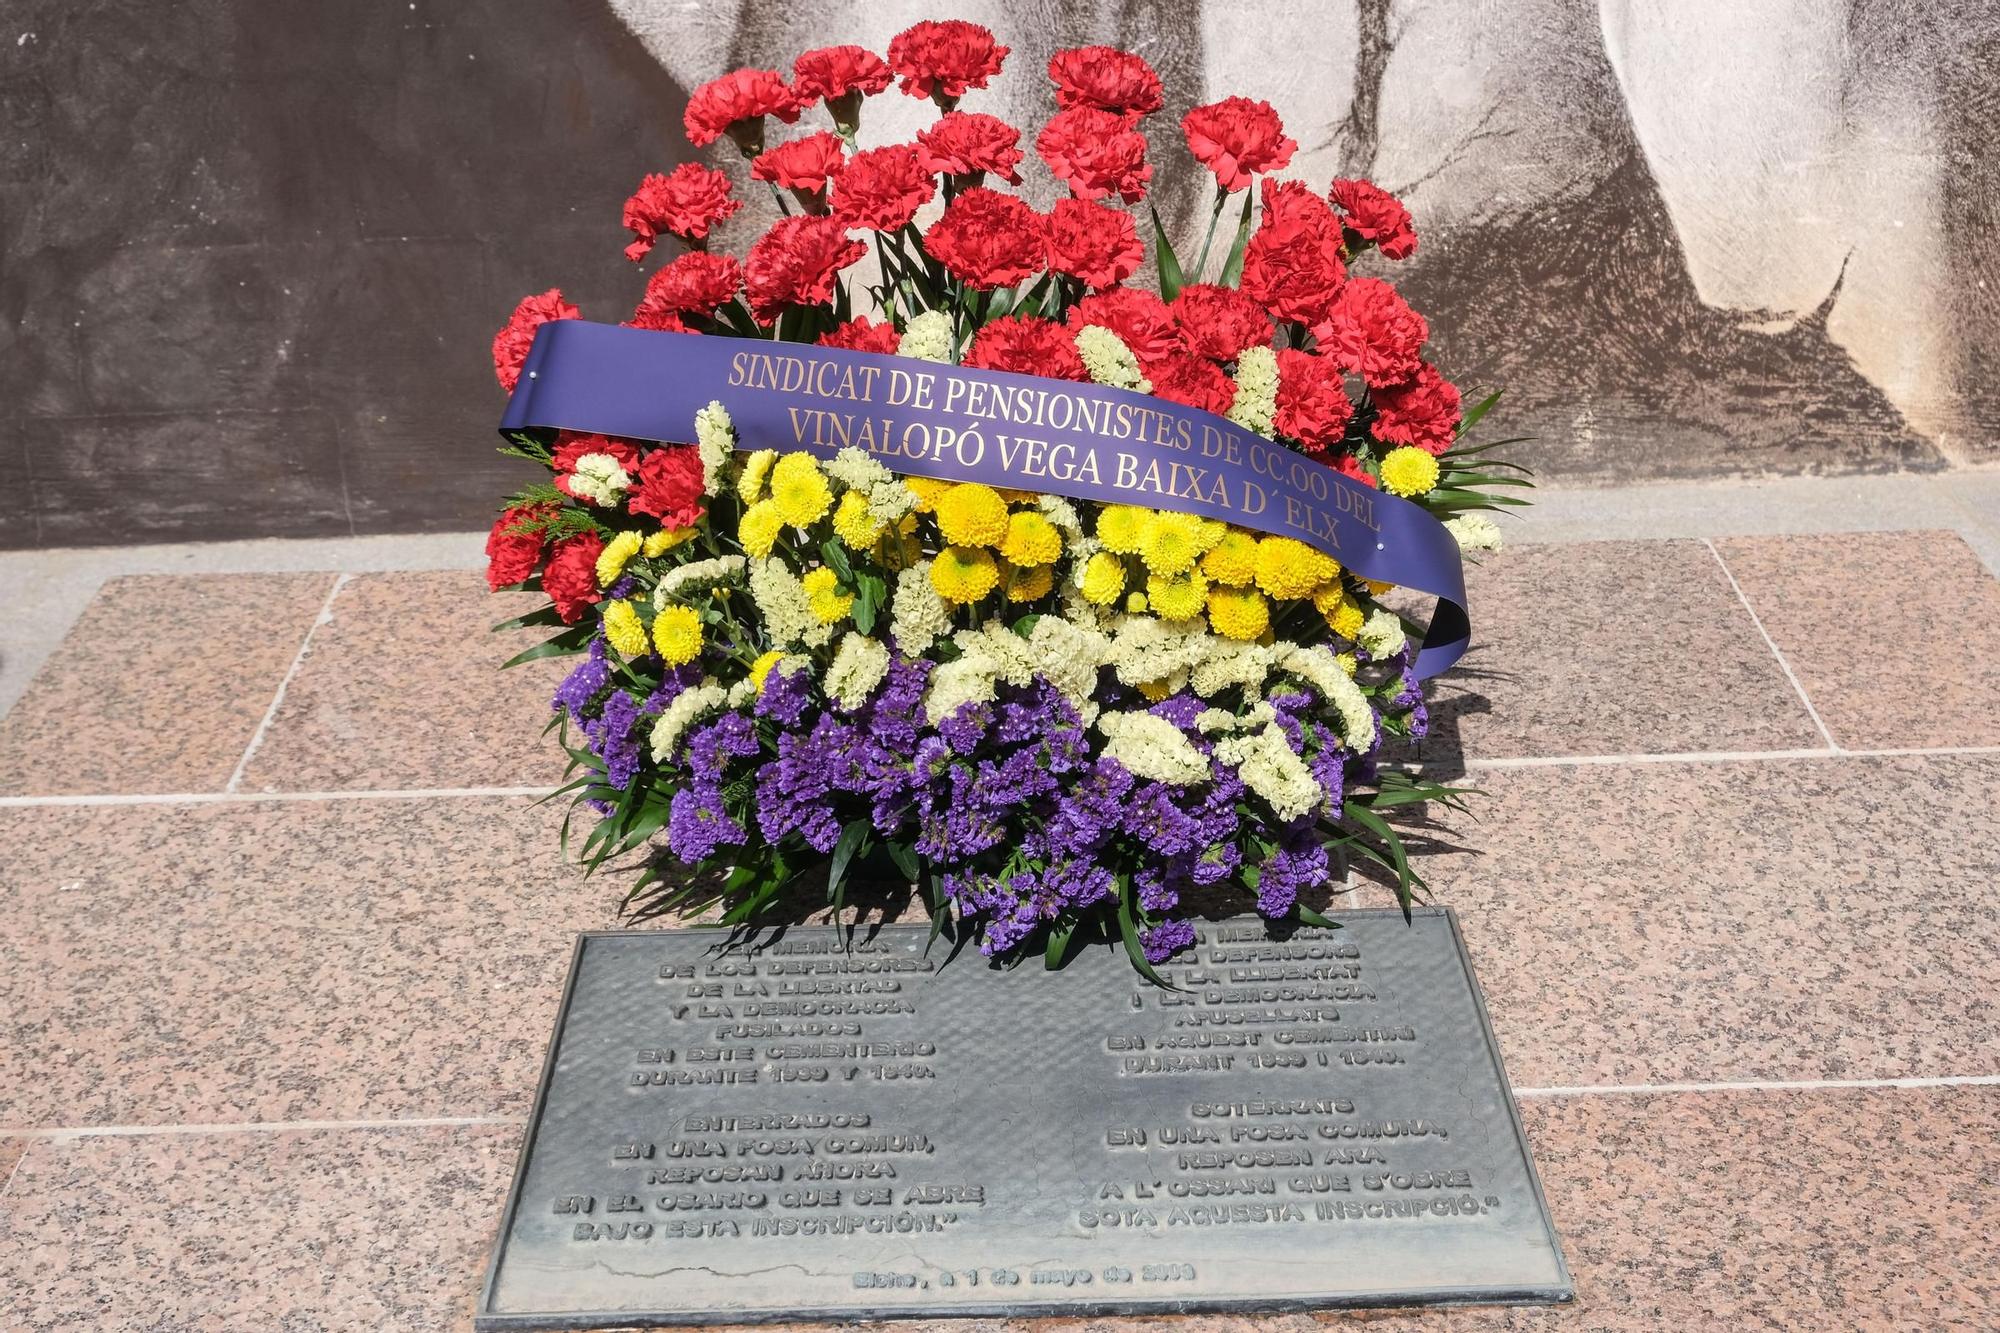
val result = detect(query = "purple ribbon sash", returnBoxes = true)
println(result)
[501,320,1469,679]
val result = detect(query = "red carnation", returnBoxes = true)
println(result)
[818,318,902,355]
[1169,283,1274,362]
[684,67,801,153]
[1335,453,1380,489]
[887,20,1008,106]
[965,315,1087,381]
[923,187,1045,290]
[1274,348,1355,454]
[1370,363,1461,454]
[1066,286,1182,364]
[1047,46,1163,117]
[1330,177,1417,260]
[632,252,742,326]
[793,46,893,133]
[1145,353,1235,416]
[1181,96,1297,192]
[484,505,548,591]
[743,215,867,323]
[914,111,1024,186]
[752,132,846,212]
[1036,106,1151,204]
[1239,178,1347,328]
[491,289,579,392]
[628,445,707,528]
[1318,277,1427,389]
[621,164,741,262]
[832,144,937,232]
[551,432,642,503]
[543,532,607,624]
[1045,198,1143,289]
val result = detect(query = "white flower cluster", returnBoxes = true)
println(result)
[1214,722,1322,821]
[1097,709,1212,786]
[1074,325,1151,393]
[1444,513,1504,552]
[655,555,746,604]
[567,452,630,507]
[748,558,836,649]
[827,446,917,526]
[1356,607,1406,660]
[649,682,724,761]
[694,400,735,496]
[898,310,954,363]
[888,561,952,656]
[1276,643,1376,752]
[825,632,891,711]
[1227,345,1278,438]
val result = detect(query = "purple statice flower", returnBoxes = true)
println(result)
[585,688,645,788]
[913,765,1007,860]
[1134,864,1184,913]
[642,661,708,718]
[940,869,1047,956]
[1190,840,1241,888]
[1255,832,1330,919]
[936,701,992,755]
[1308,724,1346,809]
[605,574,638,600]
[1122,781,1203,857]
[755,713,867,853]
[968,744,1060,813]
[855,657,932,753]
[1043,858,1115,910]
[1405,698,1431,739]
[1041,758,1135,863]
[1141,918,1196,962]
[685,711,760,785]
[552,637,610,720]
[755,662,813,728]
[667,783,747,862]
[1147,691,1205,732]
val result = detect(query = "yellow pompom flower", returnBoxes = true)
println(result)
[1095,504,1150,554]
[1379,445,1441,497]
[1334,651,1359,677]
[1254,536,1339,600]
[998,510,1062,566]
[1206,585,1271,641]
[601,599,650,658]
[1200,530,1260,586]
[801,567,854,624]
[771,453,833,526]
[739,499,785,558]
[748,649,786,691]
[904,477,953,513]
[934,483,1010,547]
[929,546,999,604]
[595,530,643,588]
[643,527,697,557]
[737,449,776,503]
[1363,578,1393,596]
[1003,561,1054,602]
[1147,570,1208,622]
[1314,583,1365,638]
[651,604,703,666]
[1124,591,1150,614]
[1139,511,1211,576]
[1138,678,1174,702]
[831,491,884,549]
[1079,551,1127,605]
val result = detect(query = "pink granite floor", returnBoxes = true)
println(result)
[1,532,1997,1331]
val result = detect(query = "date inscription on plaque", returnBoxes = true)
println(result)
[478,907,1570,1327]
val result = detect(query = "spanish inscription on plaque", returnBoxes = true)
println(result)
[478,907,1570,1327]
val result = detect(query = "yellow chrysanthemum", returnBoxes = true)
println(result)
[998,510,1062,566]
[601,599,650,658]
[1334,651,1359,677]
[1206,585,1271,642]
[1379,445,1441,497]
[651,604,703,667]
[739,499,785,558]
[643,527,697,557]
[1254,536,1339,600]
[930,546,999,604]
[771,452,833,526]
[1095,504,1150,554]
[904,477,953,513]
[595,529,643,588]
[1003,561,1054,602]
[1138,511,1209,576]
[1314,582,1365,638]
[737,449,776,503]
[1363,578,1393,596]
[1137,678,1174,702]
[1124,591,1149,614]
[748,648,786,691]
[831,491,884,549]
[801,567,854,625]
[1147,570,1208,622]
[934,483,1010,547]
[1200,530,1260,586]
[1079,551,1127,605]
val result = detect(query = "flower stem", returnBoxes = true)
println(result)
[1191,186,1229,285]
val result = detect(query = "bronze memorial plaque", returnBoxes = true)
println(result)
[478,907,1570,1327]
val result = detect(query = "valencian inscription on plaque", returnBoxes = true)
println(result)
[478,908,1570,1327]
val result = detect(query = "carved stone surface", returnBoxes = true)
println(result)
[478,908,1570,1328]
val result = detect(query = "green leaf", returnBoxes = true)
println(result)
[502,623,593,669]
[1456,390,1502,438]
[826,819,870,913]
[883,839,920,883]
[852,572,886,635]
[1295,903,1342,930]
[1218,189,1256,288]
[819,538,854,582]
[1149,202,1186,303]
[1116,876,1174,989]
[490,605,567,634]
[1044,918,1082,970]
